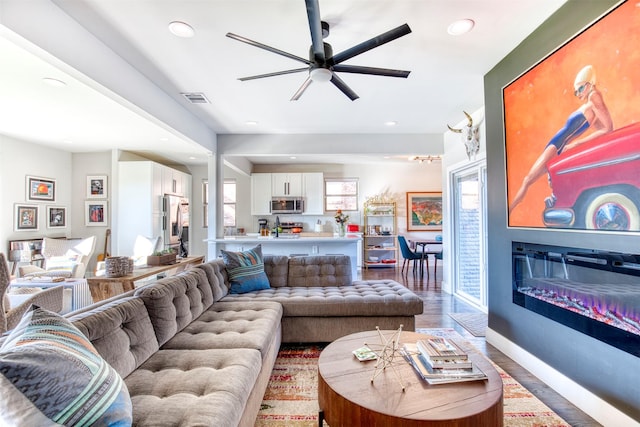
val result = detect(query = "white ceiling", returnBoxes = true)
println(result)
[0,0,567,165]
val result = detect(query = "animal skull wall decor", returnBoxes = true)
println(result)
[447,111,484,160]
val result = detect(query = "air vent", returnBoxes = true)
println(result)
[181,92,210,104]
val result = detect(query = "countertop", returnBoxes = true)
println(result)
[207,235,362,243]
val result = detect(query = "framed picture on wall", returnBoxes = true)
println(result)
[85,200,108,226]
[406,192,443,231]
[46,206,67,228]
[15,204,39,231]
[504,1,640,231]
[26,175,55,202]
[87,175,107,199]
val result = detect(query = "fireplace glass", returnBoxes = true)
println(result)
[512,242,640,357]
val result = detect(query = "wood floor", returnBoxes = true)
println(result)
[360,265,602,427]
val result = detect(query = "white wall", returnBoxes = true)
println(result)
[72,151,112,273]
[1,135,74,249]
[442,107,487,291]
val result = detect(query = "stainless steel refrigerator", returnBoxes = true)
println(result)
[163,194,189,257]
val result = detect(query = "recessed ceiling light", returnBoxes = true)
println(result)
[168,21,195,38]
[384,121,397,126]
[188,156,197,160]
[289,156,297,160]
[447,19,475,35]
[245,121,258,126]
[42,77,67,87]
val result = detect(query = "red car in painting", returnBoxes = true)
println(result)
[543,122,640,231]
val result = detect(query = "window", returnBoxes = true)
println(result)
[223,179,236,227]
[325,178,358,211]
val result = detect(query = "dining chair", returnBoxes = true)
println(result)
[397,236,423,275]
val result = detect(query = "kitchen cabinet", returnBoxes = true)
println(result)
[251,172,323,215]
[272,173,302,197]
[251,173,272,215]
[118,161,191,256]
[302,172,324,215]
[163,166,187,196]
[363,202,398,268]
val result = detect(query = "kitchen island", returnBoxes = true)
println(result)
[207,235,362,277]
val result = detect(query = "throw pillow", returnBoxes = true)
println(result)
[0,307,132,426]
[221,244,271,294]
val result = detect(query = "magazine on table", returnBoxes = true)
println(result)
[417,338,468,360]
[401,343,487,385]
[416,340,473,369]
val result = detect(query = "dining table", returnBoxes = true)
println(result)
[413,240,443,278]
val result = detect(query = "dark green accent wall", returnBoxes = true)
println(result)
[484,0,638,420]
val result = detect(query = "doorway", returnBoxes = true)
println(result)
[451,161,487,310]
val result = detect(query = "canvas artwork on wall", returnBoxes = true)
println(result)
[47,206,67,228]
[85,201,108,226]
[26,176,55,202]
[504,1,640,231]
[407,192,442,231]
[15,204,38,231]
[87,175,107,199]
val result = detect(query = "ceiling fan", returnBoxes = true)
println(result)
[226,0,412,101]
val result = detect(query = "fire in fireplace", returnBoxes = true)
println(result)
[512,242,640,357]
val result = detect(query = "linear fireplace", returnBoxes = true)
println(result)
[512,242,640,357]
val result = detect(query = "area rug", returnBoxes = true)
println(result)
[449,312,488,337]
[256,329,570,427]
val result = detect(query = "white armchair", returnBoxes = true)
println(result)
[18,236,96,279]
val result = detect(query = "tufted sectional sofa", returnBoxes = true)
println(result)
[59,255,423,426]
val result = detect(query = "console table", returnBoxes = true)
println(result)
[87,256,205,302]
[318,330,503,426]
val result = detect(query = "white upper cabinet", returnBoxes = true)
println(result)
[302,173,324,215]
[251,173,272,215]
[251,172,323,214]
[271,173,302,197]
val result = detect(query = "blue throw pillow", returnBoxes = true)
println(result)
[0,307,132,426]
[221,244,271,294]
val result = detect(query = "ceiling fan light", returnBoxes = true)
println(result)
[447,19,475,35]
[310,68,332,83]
[169,21,195,38]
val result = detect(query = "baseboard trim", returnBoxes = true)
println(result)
[486,328,636,427]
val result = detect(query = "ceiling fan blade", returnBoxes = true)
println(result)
[238,68,309,81]
[330,73,359,101]
[305,0,325,64]
[226,32,312,65]
[331,23,412,65]
[291,76,313,101]
[332,64,410,78]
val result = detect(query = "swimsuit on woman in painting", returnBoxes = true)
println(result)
[546,111,590,155]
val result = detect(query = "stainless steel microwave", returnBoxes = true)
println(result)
[271,197,304,214]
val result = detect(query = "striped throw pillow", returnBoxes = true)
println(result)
[0,307,132,426]
[221,244,271,294]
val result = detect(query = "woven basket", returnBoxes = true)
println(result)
[105,256,133,278]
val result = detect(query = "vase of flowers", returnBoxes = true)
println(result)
[334,209,349,237]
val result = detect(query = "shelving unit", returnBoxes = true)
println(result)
[363,202,398,268]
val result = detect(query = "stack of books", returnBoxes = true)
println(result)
[401,337,488,385]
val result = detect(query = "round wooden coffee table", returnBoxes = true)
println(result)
[317,330,503,427]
